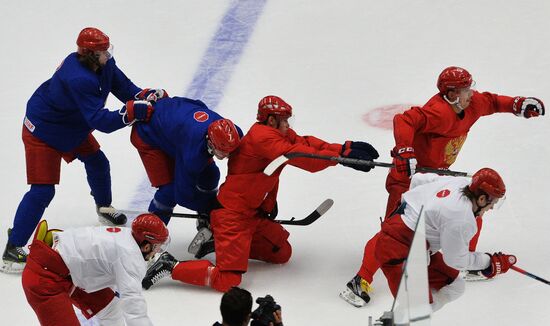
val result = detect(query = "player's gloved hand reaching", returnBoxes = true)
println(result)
[391,146,417,177]
[513,97,545,118]
[135,88,169,102]
[481,252,517,278]
[122,100,154,125]
[340,141,379,172]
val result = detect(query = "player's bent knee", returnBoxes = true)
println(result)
[270,241,292,264]
[210,270,242,292]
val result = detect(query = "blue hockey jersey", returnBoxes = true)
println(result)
[24,53,141,152]
[136,97,243,212]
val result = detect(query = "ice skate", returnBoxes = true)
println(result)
[194,238,215,259]
[96,205,127,226]
[142,251,177,290]
[188,227,213,256]
[339,275,372,307]
[1,229,27,274]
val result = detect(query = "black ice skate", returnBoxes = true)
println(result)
[1,229,27,274]
[96,205,127,226]
[188,227,213,257]
[194,238,215,259]
[339,275,372,307]
[142,251,177,290]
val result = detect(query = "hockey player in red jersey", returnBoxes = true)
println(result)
[141,95,380,292]
[22,214,169,326]
[375,168,516,312]
[341,66,544,307]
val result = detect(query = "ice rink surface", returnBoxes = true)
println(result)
[1,0,549,324]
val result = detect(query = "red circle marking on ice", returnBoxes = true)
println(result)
[362,104,416,130]
[106,227,122,233]
[436,189,451,198]
[194,111,209,122]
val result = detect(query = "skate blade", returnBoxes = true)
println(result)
[188,228,212,255]
[339,288,367,308]
[0,260,25,274]
[146,252,161,269]
[462,271,492,282]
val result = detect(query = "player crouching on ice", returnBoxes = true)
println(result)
[22,214,169,325]
[374,168,516,312]
[129,95,243,259]
[141,95,380,292]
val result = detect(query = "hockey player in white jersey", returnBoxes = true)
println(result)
[21,213,169,326]
[375,168,517,312]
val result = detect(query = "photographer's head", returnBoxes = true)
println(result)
[220,287,253,326]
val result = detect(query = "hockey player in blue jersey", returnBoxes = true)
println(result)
[130,96,241,257]
[2,27,165,273]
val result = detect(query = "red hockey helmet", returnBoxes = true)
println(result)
[257,95,293,122]
[207,119,241,153]
[77,27,110,55]
[469,168,506,199]
[437,66,473,93]
[131,213,169,245]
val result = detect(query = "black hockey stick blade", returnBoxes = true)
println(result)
[264,152,470,177]
[102,199,334,226]
[277,198,334,226]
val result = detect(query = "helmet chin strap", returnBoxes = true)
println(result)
[443,94,466,112]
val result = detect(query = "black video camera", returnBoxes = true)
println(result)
[250,295,281,326]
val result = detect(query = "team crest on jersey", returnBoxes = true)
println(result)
[106,227,122,233]
[444,135,467,165]
[436,189,451,198]
[193,111,209,122]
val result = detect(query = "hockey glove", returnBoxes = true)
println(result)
[135,88,169,102]
[391,146,417,176]
[342,141,380,159]
[481,252,517,278]
[513,97,545,118]
[340,148,378,172]
[122,100,154,125]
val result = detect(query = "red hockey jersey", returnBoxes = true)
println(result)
[393,91,515,169]
[217,123,342,213]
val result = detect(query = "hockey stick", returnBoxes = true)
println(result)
[511,265,550,286]
[264,152,471,177]
[98,199,334,226]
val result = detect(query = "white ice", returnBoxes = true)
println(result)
[1,0,549,325]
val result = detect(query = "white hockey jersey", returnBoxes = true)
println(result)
[401,173,490,271]
[55,226,152,326]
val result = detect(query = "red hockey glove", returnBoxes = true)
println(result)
[123,100,154,124]
[391,146,417,176]
[135,88,169,102]
[481,252,517,278]
[513,97,545,118]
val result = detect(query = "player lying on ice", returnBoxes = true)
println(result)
[140,95,380,292]
[22,214,169,325]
